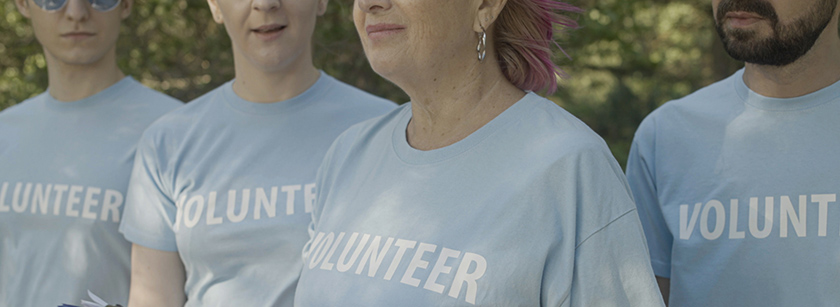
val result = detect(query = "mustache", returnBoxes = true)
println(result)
[716,0,779,22]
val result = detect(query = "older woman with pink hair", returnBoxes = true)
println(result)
[295,0,665,305]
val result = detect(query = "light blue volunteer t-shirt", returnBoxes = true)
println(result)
[0,77,181,306]
[626,69,840,307]
[295,92,664,306]
[119,72,395,307]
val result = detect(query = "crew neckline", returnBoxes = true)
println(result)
[222,71,331,115]
[734,69,840,111]
[42,76,135,111]
[392,92,539,165]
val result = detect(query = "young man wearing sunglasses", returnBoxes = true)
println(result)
[0,0,181,305]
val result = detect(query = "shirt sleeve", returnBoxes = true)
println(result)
[625,115,673,278]
[566,211,665,307]
[118,130,179,252]
[540,141,664,307]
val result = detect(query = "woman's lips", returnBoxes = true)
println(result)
[366,24,406,40]
[252,24,287,41]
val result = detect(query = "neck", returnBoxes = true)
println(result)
[399,52,525,151]
[231,52,320,103]
[45,48,125,102]
[743,25,840,98]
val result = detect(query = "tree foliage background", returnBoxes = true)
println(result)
[0,0,749,166]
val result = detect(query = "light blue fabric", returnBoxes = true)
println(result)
[0,77,181,306]
[295,92,664,306]
[119,72,395,307]
[626,69,840,307]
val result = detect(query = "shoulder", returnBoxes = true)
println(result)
[0,92,48,120]
[144,82,226,130]
[136,83,227,149]
[318,73,398,112]
[120,77,183,111]
[0,94,45,140]
[88,78,184,134]
[639,70,743,135]
[330,103,407,152]
[319,104,407,172]
[512,93,613,160]
[508,93,629,197]
[503,95,637,238]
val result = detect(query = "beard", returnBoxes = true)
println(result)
[714,0,838,66]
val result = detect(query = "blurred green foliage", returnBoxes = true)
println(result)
[556,0,743,165]
[1,0,408,107]
[1,0,750,166]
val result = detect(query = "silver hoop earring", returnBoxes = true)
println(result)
[477,26,487,62]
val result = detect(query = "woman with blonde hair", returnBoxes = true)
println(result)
[119,0,395,306]
[295,0,664,305]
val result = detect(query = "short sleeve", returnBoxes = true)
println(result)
[538,139,664,307]
[625,115,673,278]
[567,212,665,307]
[119,130,179,252]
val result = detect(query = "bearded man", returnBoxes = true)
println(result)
[625,0,840,306]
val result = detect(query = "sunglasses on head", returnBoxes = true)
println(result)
[33,0,121,12]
